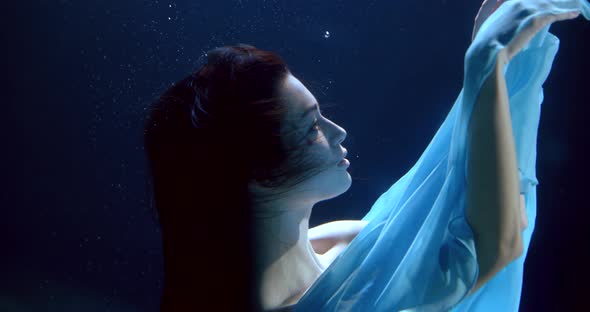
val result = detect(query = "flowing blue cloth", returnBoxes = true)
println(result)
[294,1,590,311]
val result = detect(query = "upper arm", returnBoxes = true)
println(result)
[309,220,368,255]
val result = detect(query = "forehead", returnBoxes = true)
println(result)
[280,74,318,117]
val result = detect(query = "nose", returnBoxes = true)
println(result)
[328,119,347,146]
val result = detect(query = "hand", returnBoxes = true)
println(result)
[468,0,583,67]
[500,10,580,63]
[472,0,509,41]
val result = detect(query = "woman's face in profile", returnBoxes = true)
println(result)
[277,73,352,202]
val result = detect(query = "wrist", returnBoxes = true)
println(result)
[496,49,509,68]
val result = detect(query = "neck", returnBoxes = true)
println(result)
[252,203,324,309]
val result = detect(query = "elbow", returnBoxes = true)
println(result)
[500,232,524,265]
[471,233,523,295]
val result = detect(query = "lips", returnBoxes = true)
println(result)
[341,148,348,159]
[337,148,348,162]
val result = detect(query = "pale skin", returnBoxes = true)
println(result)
[249,73,354,310]
[466,1,579,295]
[253,1,579,310]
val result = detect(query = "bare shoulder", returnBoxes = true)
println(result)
[309,220,369,242]
[309,220,369,256]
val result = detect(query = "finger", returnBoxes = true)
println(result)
[552,10,581,22]
[534,11,580,32]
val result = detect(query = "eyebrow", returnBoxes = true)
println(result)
[300,103,318,120]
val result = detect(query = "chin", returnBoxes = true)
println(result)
[333,172,352,196]
[307,167,352,199]
[341,174,352,192]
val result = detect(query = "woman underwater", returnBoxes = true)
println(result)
[143,0,590,311]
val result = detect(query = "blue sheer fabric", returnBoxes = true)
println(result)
[293,1,590,311]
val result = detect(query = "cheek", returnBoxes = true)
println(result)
[305,134,319,146]
[304,142,333,165]
[305,131,329,147]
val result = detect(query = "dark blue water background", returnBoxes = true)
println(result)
[4,0,589,311]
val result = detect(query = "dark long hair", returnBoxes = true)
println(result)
[143,44,319,311]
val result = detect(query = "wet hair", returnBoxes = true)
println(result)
[143,44,323,311]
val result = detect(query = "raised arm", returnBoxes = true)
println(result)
[465,8,580,295]
[465,49,523,295]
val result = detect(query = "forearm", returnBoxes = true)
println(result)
[465,50,524,293]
